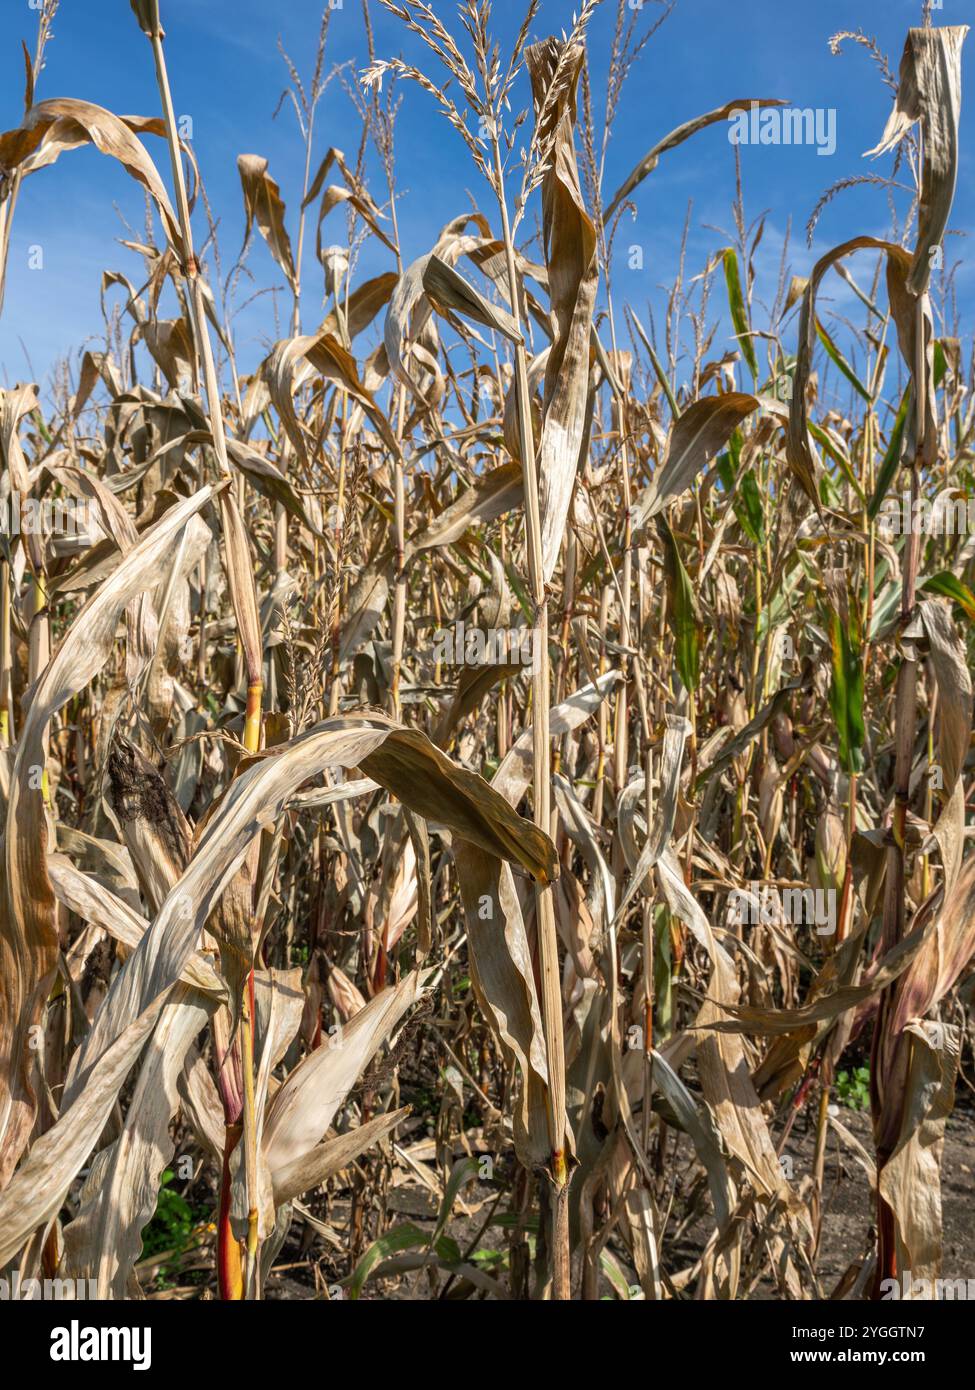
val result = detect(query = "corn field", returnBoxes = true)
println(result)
[0,0,972,1310]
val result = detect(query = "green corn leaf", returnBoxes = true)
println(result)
[723,248,757,380]
[829,605,865,774]
[658,518,700,693]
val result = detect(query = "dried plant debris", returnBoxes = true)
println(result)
[0,0,971,1309]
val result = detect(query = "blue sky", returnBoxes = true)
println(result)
[0,0,971,416]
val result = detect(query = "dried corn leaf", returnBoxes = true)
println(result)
[634,393,760,529]
[602,98,789,223]
[264,970,431,1172]
[877,1020,961,1289]
[0,99,184,256]
[866,26,968,296]
[0,486,216,1179]
[237,154,297,292]
[526,39,599,584]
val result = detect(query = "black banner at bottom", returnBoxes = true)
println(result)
[0,1293,963,1377]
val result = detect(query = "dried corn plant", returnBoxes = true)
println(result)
[0,0,971,1306]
